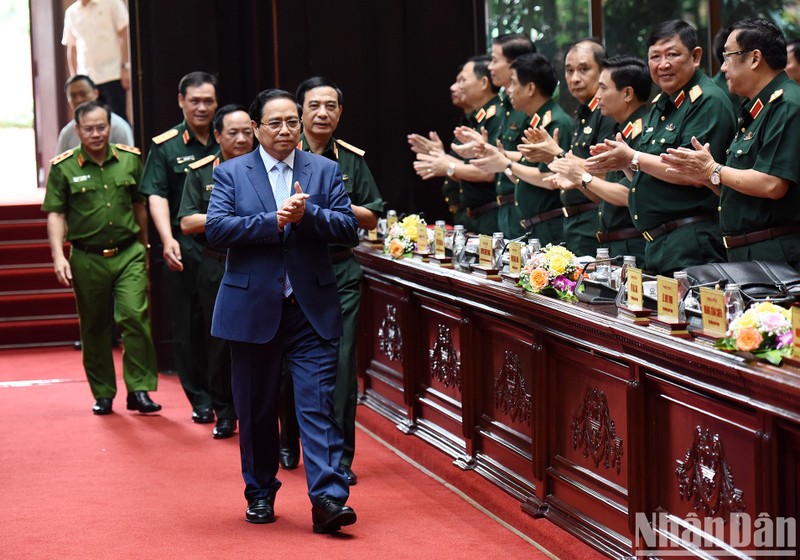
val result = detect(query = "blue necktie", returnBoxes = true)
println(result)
[273,161,293,297]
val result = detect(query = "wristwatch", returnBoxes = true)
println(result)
[446,162,456,178]
[581,172,593,190]
[709,164,723,185]
[629,151,641,173]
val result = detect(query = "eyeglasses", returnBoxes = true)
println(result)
[722,49,753,62]
[258,118,302,132]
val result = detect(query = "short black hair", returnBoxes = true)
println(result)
[178,71,218,97]
[213,104,249,134]
[601,56,652,102]
[295,76,343,106]
[511,53,558,97]
[74,100,111,126]
[467,55,501,94]
[565,37,606,66]
[648,20,698,51]
[729,18,787,70]
[788,38,800,59]
[248,89,301,123]
[64,74,96,93]
[493,33,537,62]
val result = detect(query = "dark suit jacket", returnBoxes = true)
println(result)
[206,148,358,344]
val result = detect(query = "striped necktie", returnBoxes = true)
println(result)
[272,161,293,297]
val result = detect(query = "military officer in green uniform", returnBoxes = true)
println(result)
[550,56,650,266]
[586,21,735,276]
[177,104,254,439]
[414,56,502,234]
[662,19,800,271]
[281,77,384,485]
[140,71,219,423]
[43,100,160,415]
[471,53,570,245]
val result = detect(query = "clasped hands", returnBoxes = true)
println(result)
[277,182,309,231]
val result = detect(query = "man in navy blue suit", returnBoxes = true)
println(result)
[206,89,358,533]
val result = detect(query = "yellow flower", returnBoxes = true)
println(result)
[730,314,756,330]
[401,214,423,241]
[548,254,568,275]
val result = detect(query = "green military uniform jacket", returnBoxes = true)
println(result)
[496,90,532,238]
[298,134,384,251]
[597,105,648,264]
[515,98,570,245]
[177,151,226,253]
[721,72,800,267]
[42,143,144,246]
[629,70,735,274]
[562,94,616,256]
[139,120,219,230]
[460,95,503,234]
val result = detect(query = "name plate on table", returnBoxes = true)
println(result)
[367,228,378,242]
[415,223,429,254]
[501,241,522,284]
[652,275,690,337]
[699,287,727,339]
[429,226,452,267]
[627,267,643,310]
[471,234,499,279]
[387,214,397,231]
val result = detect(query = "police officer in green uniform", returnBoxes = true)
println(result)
[662,19,800,271]
[43,100,160,415]
[552,56,650,266]
[586,21,735,276]
[177,104,254,439]
[283,77,384,485]
[140,72,219,423]
[473,53,570,246]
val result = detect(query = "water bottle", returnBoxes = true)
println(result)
[674,270,691,322]
[387,209,398,231]
[610,255,636,291]
[492,232,504,270]
[453,225,467,270]
[529,238,541,253]
[594,247,611,283]
[724,283,745,324]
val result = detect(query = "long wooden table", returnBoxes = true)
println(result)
[355,244,800,558]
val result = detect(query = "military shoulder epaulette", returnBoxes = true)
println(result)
[152,128,179,145]
[115,143,141,155]
[50,148,75,165]
[651,93,662,104]
[688,85,703,103]
[769,89,784,103]
[336,139,365,156]
[188,154,217,170]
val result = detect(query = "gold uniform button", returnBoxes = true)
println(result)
[717,206,722,211]
[634,214,638,220]
[81,187,86,192]
[651,140,656,144]
[631,188,636,193]
[660,138,665,143]
[515,201,519,206]
[104,185,108,189]
[106,203,111,207]
[660,116,665,121]
[581,119,586,124]
[741,127,745,132]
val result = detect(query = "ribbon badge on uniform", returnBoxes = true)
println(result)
[530,113,541,129]
[750,98,764,120]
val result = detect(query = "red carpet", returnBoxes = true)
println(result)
[0,347,605,559]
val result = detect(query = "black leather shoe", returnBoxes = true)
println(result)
[279,447,300,469]
[245,496,276,524]
[212,418,236,439]
[312,496,357,533]
[192,407,215,424]
[342,466,358,486]
[92,398,113,415]
[126,391,162,413]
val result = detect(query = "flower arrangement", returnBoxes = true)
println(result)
[714,301,793,365]
[518,244,582,301]
[383,214,431,259]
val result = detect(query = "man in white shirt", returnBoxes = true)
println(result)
[62,0,130,121]
[56,75,134,155]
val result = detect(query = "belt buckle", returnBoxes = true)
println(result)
[561,207,569,218]
[723,236,730,249]
[102,247,119,258]
[519,219,527,230]
[642,231,654,242]
[596,231,603,243]
[496,195,504,206]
